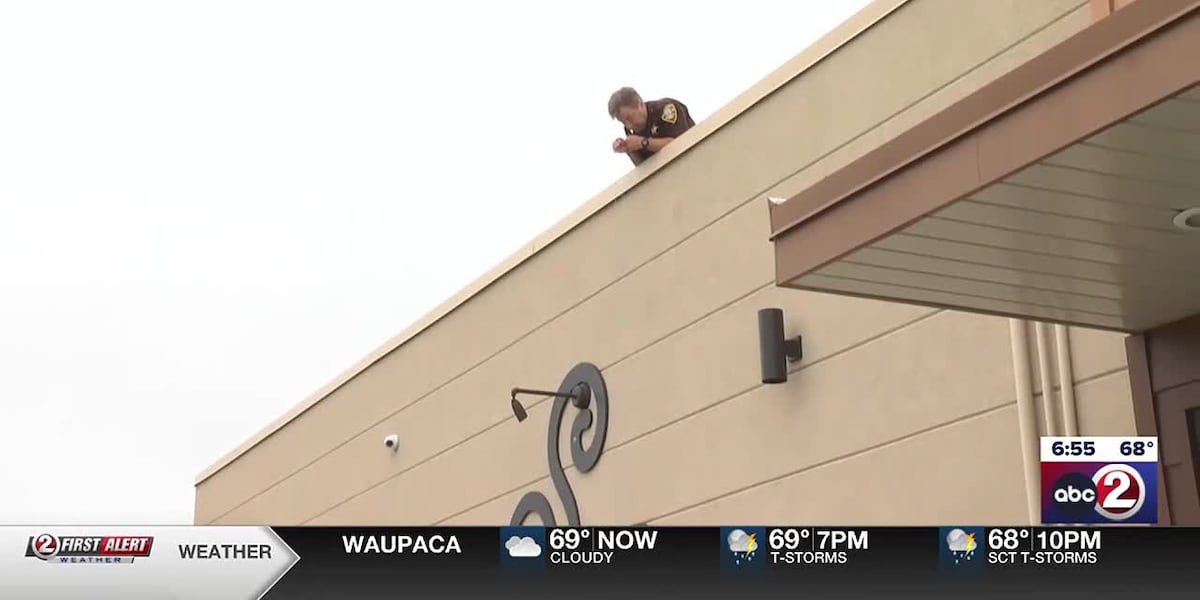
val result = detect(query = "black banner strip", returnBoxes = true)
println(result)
[263,526,1200,598]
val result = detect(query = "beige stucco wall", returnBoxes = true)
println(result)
[195,0,1135,527]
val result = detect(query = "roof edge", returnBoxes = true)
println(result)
[195,0,912,485]
[768,0,1200,240]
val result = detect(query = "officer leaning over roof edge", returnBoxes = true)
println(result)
[608,86,695,166]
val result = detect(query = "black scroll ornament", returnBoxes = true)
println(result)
[509,362,609,527]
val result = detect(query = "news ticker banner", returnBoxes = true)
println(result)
[3,525,1200,598]
[1040,436,1158,524]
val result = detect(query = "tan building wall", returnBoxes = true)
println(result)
[194,0,1137,527]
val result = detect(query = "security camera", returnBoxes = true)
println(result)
[383,434,399,451]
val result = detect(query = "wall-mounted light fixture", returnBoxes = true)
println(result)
[758,307,803,385]
[509,383,592,423]
[508,362,609,527]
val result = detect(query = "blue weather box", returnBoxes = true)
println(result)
[499,526,546,572]
[938,527,985,573]
[719,527,765,573]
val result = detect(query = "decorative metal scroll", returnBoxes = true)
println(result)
[509,362,609,527]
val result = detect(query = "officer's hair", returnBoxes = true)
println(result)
[607,87,642,119]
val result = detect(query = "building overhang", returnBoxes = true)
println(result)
[769,0,1200,333]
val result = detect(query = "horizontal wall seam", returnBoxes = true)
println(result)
[1033,364,1129,395]
[419,308,946,527]
[1153,377,1200,396]
[438,390,1008,526]
[205,5,1086,521]
[642,402,1016,524]
[193,0,917,487]
[759,3,1086,207]
[285,281,774,523]
[206,203,762,522]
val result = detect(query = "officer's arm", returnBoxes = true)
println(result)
[627,135,674,159]
[641,137,675,153]
[639,101,695,155]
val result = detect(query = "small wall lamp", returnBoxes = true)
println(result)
[510,384,592,422]
[758,307,803,385]
[508,362,609,527]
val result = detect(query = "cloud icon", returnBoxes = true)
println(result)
[505,536,542,558]
[727,529,752,553]
[945,529,973,552]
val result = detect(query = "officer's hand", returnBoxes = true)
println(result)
[623,135,643,150]
[612,137,627,153]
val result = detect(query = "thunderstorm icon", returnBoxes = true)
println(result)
[945,529,978,564]
[727,529,758,565]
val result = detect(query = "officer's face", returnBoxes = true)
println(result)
[616,103,647,132]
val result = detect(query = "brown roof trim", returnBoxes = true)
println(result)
[770,0,1198,239]
[1091,0,1142,22]
[770,0,1200,285]
[1090,0,1114,22]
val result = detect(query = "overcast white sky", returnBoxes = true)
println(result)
[0,1,869,524]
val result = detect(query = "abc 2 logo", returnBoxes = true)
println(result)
[1041,462,1157,524]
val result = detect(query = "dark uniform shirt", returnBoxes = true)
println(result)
[625,98,695,164]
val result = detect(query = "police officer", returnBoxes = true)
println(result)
[608,87,695,166]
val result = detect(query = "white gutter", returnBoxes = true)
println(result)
[1054,324,1079,436]
[1010,319,1042,524]
[1034,322,1061,437]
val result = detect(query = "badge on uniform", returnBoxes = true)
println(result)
[661,103,678,124]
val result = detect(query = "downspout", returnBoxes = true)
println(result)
[1010,319,1041,524]
[1054,324,1079,436]
[1034,323,1061,436]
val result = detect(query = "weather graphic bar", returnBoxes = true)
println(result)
[2,526,1200,597]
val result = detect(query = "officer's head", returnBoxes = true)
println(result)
[608,87,647,131]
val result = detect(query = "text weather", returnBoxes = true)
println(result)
[545,528,658,565]
[1040,436,1158,524]
[985,528,1100,566]
[178,543,274,560]
[766,528,867,566]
